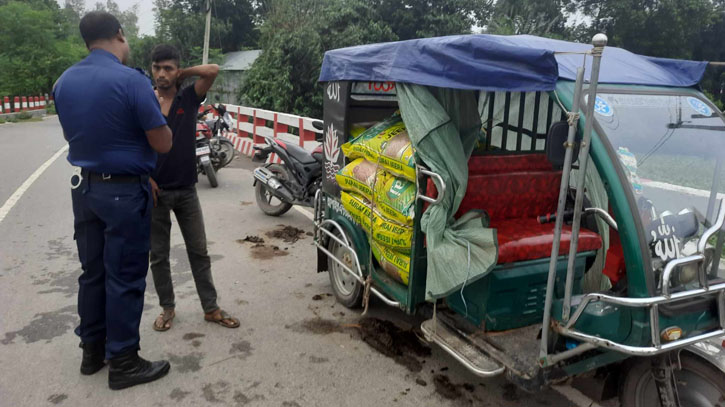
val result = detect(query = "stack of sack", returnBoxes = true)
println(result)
[336,112,416,285]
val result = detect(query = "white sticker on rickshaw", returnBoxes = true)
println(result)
[687,97,712,117]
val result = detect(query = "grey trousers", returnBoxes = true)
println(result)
[150,186,219,314]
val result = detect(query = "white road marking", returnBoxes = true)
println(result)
[0,144,68,224]
[552,384,605,407]
[293,205,314,221]
[641,178,725,200]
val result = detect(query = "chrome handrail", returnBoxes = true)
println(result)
[584,207,618,231]
[556,325,725,356]
[699,199,725,253]
[416,166,446,205]
[554,281,725,357]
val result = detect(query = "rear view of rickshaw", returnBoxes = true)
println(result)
[311,33,725,406]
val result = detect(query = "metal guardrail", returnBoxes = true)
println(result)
[312,191,401,308]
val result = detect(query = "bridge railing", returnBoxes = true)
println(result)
[203,103,322,164]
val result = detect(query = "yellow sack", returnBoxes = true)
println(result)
[372,241,410,285]
[335,158,381,200]
[375,175,415,226]
[341,113,416,181]
[341,192,413,253]
[379,131,416,181]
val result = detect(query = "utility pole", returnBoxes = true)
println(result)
[202,0,212,64]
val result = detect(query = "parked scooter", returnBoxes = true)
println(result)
[252,120,324,216]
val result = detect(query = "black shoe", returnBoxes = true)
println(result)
[108,351,170,390]
[79,341,106,375]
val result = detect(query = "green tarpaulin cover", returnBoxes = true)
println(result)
[397,84,498,300]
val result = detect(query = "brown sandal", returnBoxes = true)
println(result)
[153,309,175,331]
[204,309,240,328]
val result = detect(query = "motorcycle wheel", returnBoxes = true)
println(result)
[255,164,292,216]
[619,353,725,407]
[202,160,218,188]
[218,139,236,167]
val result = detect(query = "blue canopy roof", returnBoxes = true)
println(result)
[319,34,708,92]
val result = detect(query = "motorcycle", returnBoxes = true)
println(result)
[252,120,324,216]
[198,105,236,171]
[195,121,218,188]
[204,104,236,169]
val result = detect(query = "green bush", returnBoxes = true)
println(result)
[46,104,56,115]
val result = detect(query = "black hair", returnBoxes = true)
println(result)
[79,11,123,47]
[151,44,181,67]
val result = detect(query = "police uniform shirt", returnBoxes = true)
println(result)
[151,84,204,190]
[54,49,167,175]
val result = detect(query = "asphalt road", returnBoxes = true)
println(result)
[0,117,584,407]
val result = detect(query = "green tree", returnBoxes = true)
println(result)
[0,1,85,95]
[154,0,258,58]
[371,0,493,40]
[572,0,716,59]
[240,0,397,117]
[487,0,573,38]
[94,0,139,39]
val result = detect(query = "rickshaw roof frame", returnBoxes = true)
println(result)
[319,34,708,92]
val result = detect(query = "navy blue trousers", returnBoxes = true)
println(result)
[71,176,152,359]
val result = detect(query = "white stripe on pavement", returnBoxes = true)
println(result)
[552,384,604,407]
[294,206,314,221]
[0,144,68,224]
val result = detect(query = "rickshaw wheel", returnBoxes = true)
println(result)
[327,229,363,309]
[619,353,725,407]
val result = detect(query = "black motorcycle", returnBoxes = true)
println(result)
[252,120,324,216]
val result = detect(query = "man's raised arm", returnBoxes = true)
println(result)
[178,64,220,100]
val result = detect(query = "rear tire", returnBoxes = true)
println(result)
[202,161,218,188]
[255,164,292,216]
[327,228,363,309]
[218,139,236,167]
[619,353,725,407]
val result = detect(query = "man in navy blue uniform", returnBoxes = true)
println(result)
[147,44,240,331]
[53,11,173,390]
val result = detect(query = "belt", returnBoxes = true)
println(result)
[84,170,149,184]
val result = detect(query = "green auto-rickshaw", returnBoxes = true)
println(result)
[313,33,725,406]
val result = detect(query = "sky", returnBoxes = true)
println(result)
[55,0,156,36]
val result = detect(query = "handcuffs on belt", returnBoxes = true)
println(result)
[70,166,83,189]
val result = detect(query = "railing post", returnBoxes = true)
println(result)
[252,109,259,143]
[273,113,278,139]
[298,118,305,147]
[236,106,241,138]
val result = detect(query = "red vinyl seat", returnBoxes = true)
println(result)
[426,154,602,264]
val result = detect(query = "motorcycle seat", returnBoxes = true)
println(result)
[284,142,317,164]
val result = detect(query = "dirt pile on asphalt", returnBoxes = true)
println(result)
[235,235,288,260]
[357,317,431,373]
[266,225,307,244]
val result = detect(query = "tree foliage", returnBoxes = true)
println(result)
[0,1,86,95]
[240,0,489,117]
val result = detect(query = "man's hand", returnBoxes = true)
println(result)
[176,64,219,100]
[154,89,164,105]
[150,177,160,208]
